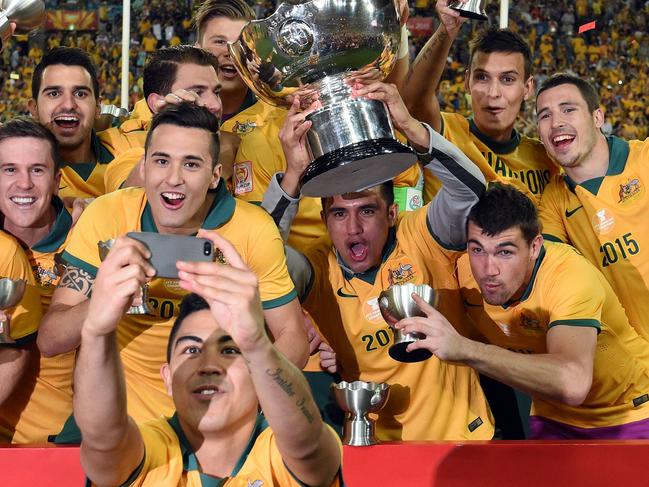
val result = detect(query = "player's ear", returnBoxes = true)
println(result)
[210,162,222,189]
[530,234,543,261]
[161,363,173,396]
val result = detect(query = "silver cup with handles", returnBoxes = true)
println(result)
[0,277,26,344]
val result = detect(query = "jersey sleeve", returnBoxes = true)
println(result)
[104,148,145,193]
[242,206,297,309]
[538,181,569,244]
[0,237,42,342]
[545,251,603,331]
[232,130,284,202]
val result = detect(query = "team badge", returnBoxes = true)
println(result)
[364,297,383,323]
[34,263,60,287]
[592,208,615,235]
[232,120,257,136]
[386,262,415,287]
[617,177,643,204]
[234,161,254,195]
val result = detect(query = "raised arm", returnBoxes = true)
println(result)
[75,237,155,487]
[177,230,341,487]
[402,0,467,131]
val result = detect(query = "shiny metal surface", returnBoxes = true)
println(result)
[229,0,416,197]
[0,0,45,41]
[332,380,390,446]
[378,283,438,362]
[97,239,151,315]
[0,278,26,344]
[448,0,488,20]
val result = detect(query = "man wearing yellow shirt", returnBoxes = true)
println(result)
[275,82,494,441]
[398,184,649,438]
[537,74,649,342]
[40,104,307,431]
[403,4,558,202]
[75,231,341,487]
[29,47,115,200]
[0,231,41,415]
[0,119,75,443]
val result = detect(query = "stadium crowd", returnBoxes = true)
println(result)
[2,0,649,485]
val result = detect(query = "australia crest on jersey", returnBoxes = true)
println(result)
[618,177,642,204]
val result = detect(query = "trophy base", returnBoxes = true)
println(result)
[449,6,488,20]
[388,341,432,363]
[299,138,417,197]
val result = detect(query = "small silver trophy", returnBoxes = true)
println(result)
[229,0,417,197]
[448,0,488,21]
[378,283,438,363]
[0,277,26,344]
[331,380,390,446]
[98,239,151,315]
[0,0,46,47]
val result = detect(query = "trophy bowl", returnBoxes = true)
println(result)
[0,277,26,344]
[98,239,151,315]
[331,380,390,446]
[0,0,46,42]
[378,283,438,363]
[229,0,417,197]
[448,0,488,21]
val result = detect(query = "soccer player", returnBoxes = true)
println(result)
[74,230,341,486]
[0,119,76,443]
[396,184,649,438]
[28,47,120,200]
[39,103,307,430]
[537,73,649,341]
[402,4,558,202]
[0,231,41,417]
[269,81,494,441]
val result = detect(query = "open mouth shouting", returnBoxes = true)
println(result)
[52,113,81,134]
[551,133,576,152]
[347,240,369,263]
[160,191,186,210]
[219,64,240,81]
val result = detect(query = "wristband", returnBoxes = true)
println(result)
[398,24,409,59]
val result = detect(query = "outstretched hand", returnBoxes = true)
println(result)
[176,230,268,356]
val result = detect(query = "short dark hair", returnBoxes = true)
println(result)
[321,180,395,212]
[143,45,220,100]
[145,102,221,167]
[193,0,255,43]
[536,73,600,112]
[469,28,532,80]
[0,118,63,171]
[467,183,540,244]
[32,47,100,100]
[167,293,210,362]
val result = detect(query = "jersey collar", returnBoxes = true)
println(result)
[468,117,521,154]
[31,196,72,253]
[337,227,397,284]
[141,179,236,233]
[563,136,630,195]
[167,412,268,483]
[502,244,546,309]
[64,131,115,181]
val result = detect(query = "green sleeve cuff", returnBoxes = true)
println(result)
[61,251,99,278]
[262,289,298,310]
[549,319,601,333]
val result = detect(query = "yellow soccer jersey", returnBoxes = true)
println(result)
[59,132,116,199]
[458,242,649,429]
[539,136,649,341]
[97,115,148,160]
[0,198,76,444]
[62,183,296,423]
[225,101,423,252]
[424,112,559,203]
[303,207,494,441]
[89,414,341,487]
[0,231,41,342]
[103,147,145,194]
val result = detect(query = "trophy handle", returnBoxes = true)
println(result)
[0,313,16,344]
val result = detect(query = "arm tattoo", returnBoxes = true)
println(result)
[59,265,95,298]
[266,367,315,423]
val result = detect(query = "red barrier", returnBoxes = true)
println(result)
[3,441,649,486]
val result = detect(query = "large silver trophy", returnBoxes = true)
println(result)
[448,0,488,21]
[98,239,151,315]
[0,277,26,344]
[378,283,438,363]
[332,380,390,446]
[0,0,45,48]
[229,0,417,197]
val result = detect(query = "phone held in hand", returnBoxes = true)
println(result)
[126,232,216,279]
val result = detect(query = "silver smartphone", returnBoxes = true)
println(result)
[126,232,215,279]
